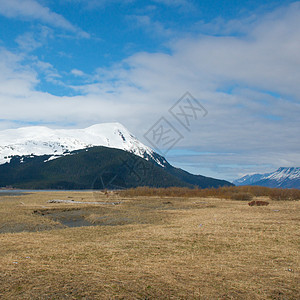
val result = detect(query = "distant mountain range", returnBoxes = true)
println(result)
[233,167,300,189]
[0,123,232,190]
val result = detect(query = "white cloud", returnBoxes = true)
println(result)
[152,0,193,9]
[15,26,54,52]
[0,2,300,180]
[64,0,135,9]
[71,69,85,77]
[0,0,90,38]
[129,15,173,37]
[15,32,42,52]
[0,48,38,97]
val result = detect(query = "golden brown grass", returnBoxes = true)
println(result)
[0,191,299,299]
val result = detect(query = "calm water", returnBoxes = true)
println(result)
[0,190,30,197]
[0,189,96,193]
[0,189,99,198]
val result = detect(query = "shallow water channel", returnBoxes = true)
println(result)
[34,209,94,228]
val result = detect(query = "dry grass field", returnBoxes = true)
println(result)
[0,190,299,299]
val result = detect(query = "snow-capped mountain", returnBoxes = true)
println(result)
[0,123,233,190]
[233,173,270,186]
[0,123,166,167]
[234,167,300,189]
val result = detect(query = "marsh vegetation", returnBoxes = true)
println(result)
[0,189,299,299]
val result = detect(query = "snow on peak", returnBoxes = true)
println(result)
[263,167,300,182]
[0,123,162,166]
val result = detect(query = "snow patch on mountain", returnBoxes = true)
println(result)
[0,123,166,167]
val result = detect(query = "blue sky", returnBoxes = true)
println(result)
[0,0,299,181]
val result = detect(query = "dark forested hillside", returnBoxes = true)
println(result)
[0,146,233,190]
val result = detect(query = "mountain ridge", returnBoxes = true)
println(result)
[234,167,300,189]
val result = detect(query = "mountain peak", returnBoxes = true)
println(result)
[0,123,159,165]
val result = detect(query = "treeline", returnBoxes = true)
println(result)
[118,185,300,201]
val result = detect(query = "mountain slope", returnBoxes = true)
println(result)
[164,164,232,189]
[234,167,300,189]
[0,146,232,189]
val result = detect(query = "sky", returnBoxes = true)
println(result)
[0,0,299,182]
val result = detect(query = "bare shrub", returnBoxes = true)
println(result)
[269,188,300,201]
[119,186,300,201]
